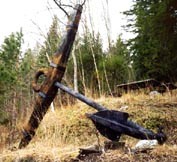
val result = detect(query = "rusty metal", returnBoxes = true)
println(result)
[18,4,83,149]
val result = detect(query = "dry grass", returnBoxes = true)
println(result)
[0,90,177,161]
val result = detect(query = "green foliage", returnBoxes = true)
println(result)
[66,31,130,94]
[19,48,36,89]
[37,15,61,68]
[78,33,103,89]
[99,36,130,92]
[0,31,23,65]
[0,30,23,86]
[0,109,9,125]
[67,31,103,94]
[0,30,23,124]
[99,55,128,88]
[0,13,130,125]
[125,0,177,82]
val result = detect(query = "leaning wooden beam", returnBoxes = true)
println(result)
[18,4,83,149]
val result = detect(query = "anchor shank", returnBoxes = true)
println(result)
[55,82,107,111]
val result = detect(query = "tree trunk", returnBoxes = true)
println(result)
[72,45,78,92]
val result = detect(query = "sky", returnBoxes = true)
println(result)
[0,0,134,51]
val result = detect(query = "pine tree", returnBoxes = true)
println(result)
[99,36,129,92]
[37,15,61,68]
[124,0,177,82]
[0,30,23,124]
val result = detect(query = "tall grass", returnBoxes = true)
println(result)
[0,90,177,161]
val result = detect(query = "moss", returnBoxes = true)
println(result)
[143,116,166,130]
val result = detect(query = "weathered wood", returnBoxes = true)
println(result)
[117,79,160,91]
[116,79,177,93]
[18,4,83,149]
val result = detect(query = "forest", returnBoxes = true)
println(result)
[0,0,177,161]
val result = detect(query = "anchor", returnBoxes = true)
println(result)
[18,2,166,149]
[55,82,167,144]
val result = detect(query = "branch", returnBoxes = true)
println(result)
[81,0,86,6]
[59,3,73,8]
[53,0,69,18]
[46,3,67,26]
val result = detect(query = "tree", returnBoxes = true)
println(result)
[0,30,23,124]
[17,48,37,117]
[124,0,177,82]
[37,15,61,68]
[99,36,130,92]
[73,32,103,95]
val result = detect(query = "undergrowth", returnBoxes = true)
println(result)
[0,90,177,161]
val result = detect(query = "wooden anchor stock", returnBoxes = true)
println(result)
[18,4,83,149]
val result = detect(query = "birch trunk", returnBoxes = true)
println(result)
[72,45,78,92]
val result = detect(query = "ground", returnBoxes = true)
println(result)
[0,90,177,161]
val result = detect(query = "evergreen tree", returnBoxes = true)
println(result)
[37,15,61,68]
[99,36,129,92]
[124,0,177,82]
[76,32,103,94]
[66,31,103,95]
[0,30,23,124]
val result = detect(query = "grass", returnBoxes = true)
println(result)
[0,90,177,161]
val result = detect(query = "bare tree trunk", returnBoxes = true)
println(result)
[103,61,113,96]
[102,0,112,50]
[87,0,101,96]
[90,46,101,96]
[45,52,51,63]
[72,45,78,92]
[101,0,112,95]
[79,48,87,94]
[50,102,55,112]
[12,91,17,127]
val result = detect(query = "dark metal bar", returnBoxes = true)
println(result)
[55,82,107,111]
[87,111,167,143]
[87,114,157,140]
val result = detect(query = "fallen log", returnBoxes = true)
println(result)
[116,79,177,93]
